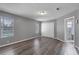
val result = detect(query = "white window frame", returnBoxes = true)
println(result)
[0,16,14,38]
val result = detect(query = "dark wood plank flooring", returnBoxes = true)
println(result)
[0,37,63,55]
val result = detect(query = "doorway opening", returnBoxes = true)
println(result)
[64,16,75,42]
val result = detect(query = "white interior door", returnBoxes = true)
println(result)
[64,16,75,42]
[41,22,54,38]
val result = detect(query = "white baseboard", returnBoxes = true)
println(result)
[55,37,75,43]
[0,36,64,48]
[54,37,64,42]
[0,36,40,48]
[42,36,64,42]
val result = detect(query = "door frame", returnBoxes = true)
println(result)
[64,16,75,42]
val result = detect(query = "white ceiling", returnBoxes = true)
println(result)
[0,3,79,21]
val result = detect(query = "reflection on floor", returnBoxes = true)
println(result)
[57,42,78,55]
[0,37,78,55]
[0,37,62,55]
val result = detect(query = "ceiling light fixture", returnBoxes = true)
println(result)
[38,10,47,15]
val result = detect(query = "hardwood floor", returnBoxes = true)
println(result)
[0,37,63,55]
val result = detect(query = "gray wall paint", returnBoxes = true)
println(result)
[75,10,79,47]
[56,18,64,41]
[0,11,40,46]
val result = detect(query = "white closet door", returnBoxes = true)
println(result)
[41,22,54,38]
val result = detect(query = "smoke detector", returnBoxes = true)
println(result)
[56,8,60,11]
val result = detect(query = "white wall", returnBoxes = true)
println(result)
[41,22,54,38]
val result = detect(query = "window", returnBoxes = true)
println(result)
[67,20,73,34]
[0,16,14,38]
[67,21,72,28]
